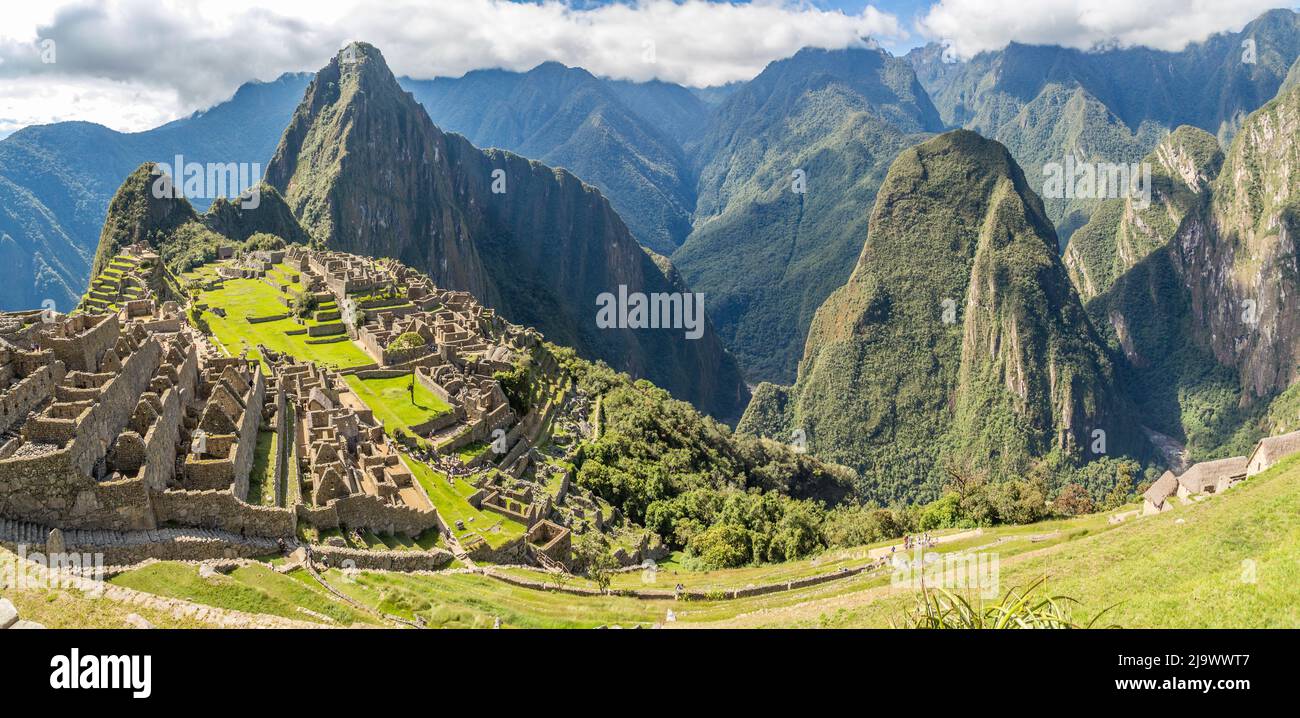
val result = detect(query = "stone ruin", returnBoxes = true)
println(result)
[181,357,264,496]
[282,362,428,512]
[0,247,605,572]
[0,310,200,530]
[80,243,183,331]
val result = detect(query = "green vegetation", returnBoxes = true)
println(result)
[455,442,489,464]
[1077,86,1300,462]
[388,331,425,351]
[755,454,1300,629]
[78,453,1300,629]
[895,579,1119,629]
[740,130,1147,504]
[556,345,854,568]
[109,562,380,626]
[246,429,278,506]
[402,457,525,548]
[1063,126,1223,301]
[493,356,534,415]
[674,47,940,384]
[186,274,371,370]
[343,374,451,440]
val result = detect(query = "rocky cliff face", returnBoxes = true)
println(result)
[1183,84,1300,399]
[1064,126,1224,302]
[403,63,697,255]
[1076,83,1300,458]
[740,131,1142,502]
[264,43,747,419]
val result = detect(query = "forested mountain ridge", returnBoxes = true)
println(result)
[671,47,944,384]
[740,131,1146,503]
[907,9,1300,245]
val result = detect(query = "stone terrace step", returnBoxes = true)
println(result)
[0,517,279,552]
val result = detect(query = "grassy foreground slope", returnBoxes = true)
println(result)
[71,455,1297,629]
[716,455,1300,628]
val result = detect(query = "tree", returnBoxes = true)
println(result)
[918,493,961,531]
[291,292,317,319]
[1052,483,1096,517]
[572,533,619,592]
[687,523,751,569]
[390,331,425,351]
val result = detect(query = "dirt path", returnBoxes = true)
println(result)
[684,526,1117,628]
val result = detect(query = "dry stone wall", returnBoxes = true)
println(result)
[152,489,295,538]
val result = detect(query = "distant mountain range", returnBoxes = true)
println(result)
[0,72,312,311]
[907,7,1300,247]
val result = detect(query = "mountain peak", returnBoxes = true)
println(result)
[92,162,199,275]
[739,129,1141,500]
[264,43,749,419]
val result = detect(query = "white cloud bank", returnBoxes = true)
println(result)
[0,0,1293,134]
[920,0,1288,59]
[0,0,904,133]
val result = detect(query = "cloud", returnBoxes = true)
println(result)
[0,0,906,132]
[919,0,1286,59]
[0,75,182,135]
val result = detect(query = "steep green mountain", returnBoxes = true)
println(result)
[265,43,747,420]
[1081,81,1300,459]
[740,131,1144,503]
[672,47,944,384]
[90,163,311,291]
[907,9,1300,243]
[0,73,311,311]
[402,64,697,254]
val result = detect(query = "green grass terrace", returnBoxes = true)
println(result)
[344,373,452,443]
[185,264,373,371]
[402,456,525,549]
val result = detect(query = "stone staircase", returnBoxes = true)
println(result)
[0,517,280,564]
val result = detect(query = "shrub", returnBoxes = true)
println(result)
[918,493,961,531]
[390,332,426,351]
[687,523,752,569]
[895,578,1120,629]
[1052,483,1096,517]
